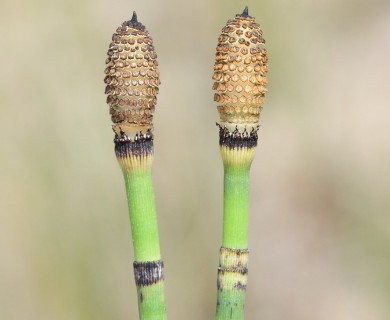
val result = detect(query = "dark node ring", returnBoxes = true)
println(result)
[220,247,250,254]
[218,266,248,275]
[133,260,164,286]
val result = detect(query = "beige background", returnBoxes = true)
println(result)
[1,0,390,319]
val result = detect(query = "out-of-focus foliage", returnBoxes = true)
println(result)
[1,0,390,319]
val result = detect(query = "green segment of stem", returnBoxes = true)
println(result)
[222,165,250,249]
[217,289,246,320]
[136,281,166,320]
[216,145,255,320]
[124,168,161,262]
[122,165,167,320]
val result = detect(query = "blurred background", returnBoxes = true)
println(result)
[1,0,390,319]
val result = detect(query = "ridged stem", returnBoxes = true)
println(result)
[222,165,250,249]
[117,137,167,320]
[216,144,255,320]
[123,168,161,261]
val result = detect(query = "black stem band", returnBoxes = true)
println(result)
[133,260,164,286]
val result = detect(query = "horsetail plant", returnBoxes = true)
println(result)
[104,12,167,320]
[212,7,268,319]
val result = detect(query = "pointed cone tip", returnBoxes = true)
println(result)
[243,6,249,16]
[131,11,138,22]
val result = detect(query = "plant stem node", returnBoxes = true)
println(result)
[134,260,164,286]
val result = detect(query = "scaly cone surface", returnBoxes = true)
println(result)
[104,11,160,138]
[212,6,268,133]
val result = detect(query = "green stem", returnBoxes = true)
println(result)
[124,169,161,262]
[216,147,253,320]
[222,166,250,249]
[123,167,167,320]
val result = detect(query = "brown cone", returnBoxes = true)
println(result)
[212,8,268,128]
[104,12,160,136]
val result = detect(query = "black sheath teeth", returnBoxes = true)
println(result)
[218,124,259,149]
[114,129,154,157]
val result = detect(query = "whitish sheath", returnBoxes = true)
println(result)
[104,12,167,320]
[212,7,268,319]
